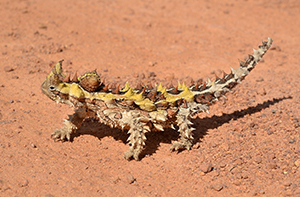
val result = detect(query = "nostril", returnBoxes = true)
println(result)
[49,86,55,90]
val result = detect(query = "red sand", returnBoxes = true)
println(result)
[0,0,299,196]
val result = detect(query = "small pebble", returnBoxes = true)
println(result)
[146,22,152,27]
[254,156,262,164]
[259,189,265,194]
[19,180,29,187]
[268,162,277,169]
[241,173,248,179]
[258,88,267,96]
[268,153,276,160]
[138,73,145,79]
[282,180,292,187]
[270,45,281,51]
[148,61,157,67]
[66,60,72,65]
[219,162,227,168]
[199,163,213,173]
[267,129,273,135]
[249,122,256,128]
[232,180,241,186]
[165,73,175,81]
[211,184,223,191]
[112,177,121,184]
[102,146,108,150]
[146,71,156,78]
[127,174,136,184]
[294,159,300,167]
[292,118,299,128]
[39,23,47,29]
[256,77,264,82]
[31,143,37,148]
[289,139,295,144]
[4,66,14,72]
[42,194,55,197]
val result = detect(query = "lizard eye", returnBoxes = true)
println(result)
[49,86,55,91]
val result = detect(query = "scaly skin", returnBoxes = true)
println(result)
[41,38,273,160]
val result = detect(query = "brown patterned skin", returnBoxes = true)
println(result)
[41,38,273,160]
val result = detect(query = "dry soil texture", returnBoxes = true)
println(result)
[0,0,300,196]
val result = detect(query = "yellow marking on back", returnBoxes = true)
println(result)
[135,91,144,102]
[122,81,131,92]
[69,83,86,99]
[57,82,71,94]
[54,78,194,111]
[135,99,156,111]
[123,87,134,97]
[177,81,182,89]
[179,86,194,102]
[157,83,163,92]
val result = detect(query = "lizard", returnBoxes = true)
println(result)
[41,38,273,160]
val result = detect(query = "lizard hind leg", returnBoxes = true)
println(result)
[124,118,149,161]
[170,106,195,151]
[51,106,94,141]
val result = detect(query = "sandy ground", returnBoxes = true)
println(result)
[0,0,300,196]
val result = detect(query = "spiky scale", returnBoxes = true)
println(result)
[239,60,246,67]
[72,72,79,82]
[136,82,143,90]
[63,73,71,82]
[214,73,220,81]
[79,70,101,92]
[112,85,120,94]
[110,82,117,89]
[102,84,109,92]
[153,123,164,131]
[199,82,207,91]
[170,86,179,94]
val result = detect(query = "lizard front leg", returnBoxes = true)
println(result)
[124,118,149,161]
[51,106,93,141]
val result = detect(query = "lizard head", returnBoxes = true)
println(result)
[41,60,70,104]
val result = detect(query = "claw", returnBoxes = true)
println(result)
[124,150,134,160]
[170,141,192,151]
[124,149,141,161]
[51,127,72,141]
[66,133,71,141]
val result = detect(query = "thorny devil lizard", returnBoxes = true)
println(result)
[41,38,273,160]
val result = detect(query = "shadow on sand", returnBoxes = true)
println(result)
[69,96,291,159]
